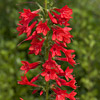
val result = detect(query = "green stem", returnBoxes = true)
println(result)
[45,0,47,10]
[45,0,48,18]
[44,0,49,100]
[46,81,49,100]
[45,28,49,100]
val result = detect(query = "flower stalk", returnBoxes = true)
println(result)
[45,0,49,99]
[45,0,48,18]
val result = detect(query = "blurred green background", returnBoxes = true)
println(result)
[0,0,100,100]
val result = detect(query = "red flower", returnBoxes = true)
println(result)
[56,57,75,66]
[20,98,24,100]
[52,11,70,26]
[55,5,73,19]
[63,49,75,57]
[18,75,38,87]
[25,31,37,41]
[48,11,57,24]
[19,9,39,25]
[56,78,76,89]
[41,69,58,81]
[36,21,50,36]
[20,61,40,74]
[40,90,43,95]
[51,11,59,19]
[30,74,40,83]
[68,91,77,100]
[52,26,72,44]
[58,17,70,26]
[29,38,45,55]
[55,40,67,47]
[52,26,64,41]
[66,79,77,89]
[65,66,73,81]
[16,24,27,36]
[17,9,39,37]
[50,44,62,57]
[52,87,68,100]
[32,90,38,94]
[56,78,67,87]
[42,53,58,69]
[26,21,37,37]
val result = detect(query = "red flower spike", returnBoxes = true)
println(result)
[65,66,74,81]
[48,11,57,24]
[36,20,50,36]
[40,90,43,95]
[17,4,78,100]
[20,61,40,74]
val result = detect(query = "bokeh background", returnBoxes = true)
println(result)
[0,0,100,100]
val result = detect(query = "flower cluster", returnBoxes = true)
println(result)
[17,4,77,100]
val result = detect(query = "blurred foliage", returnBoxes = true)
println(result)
[0,0,100,100]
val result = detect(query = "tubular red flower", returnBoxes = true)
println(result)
[16,24,27,36]
[32,90,38,94]
[26,21,37,37]
[41,68,58,81]
[29,38,45,55]
[48,11,57,24]
[52,26,72,44]
[65,66,74,81]
[19,9,39,25]
[68,91,77,100]
[52,87,68,100]
[18,75,38,87]
[20,98,24,100]
[50,44,62,57]
[40,90,44,95]
[20,61,40,74]
[36,20,50,36]
[54,5,73,19]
